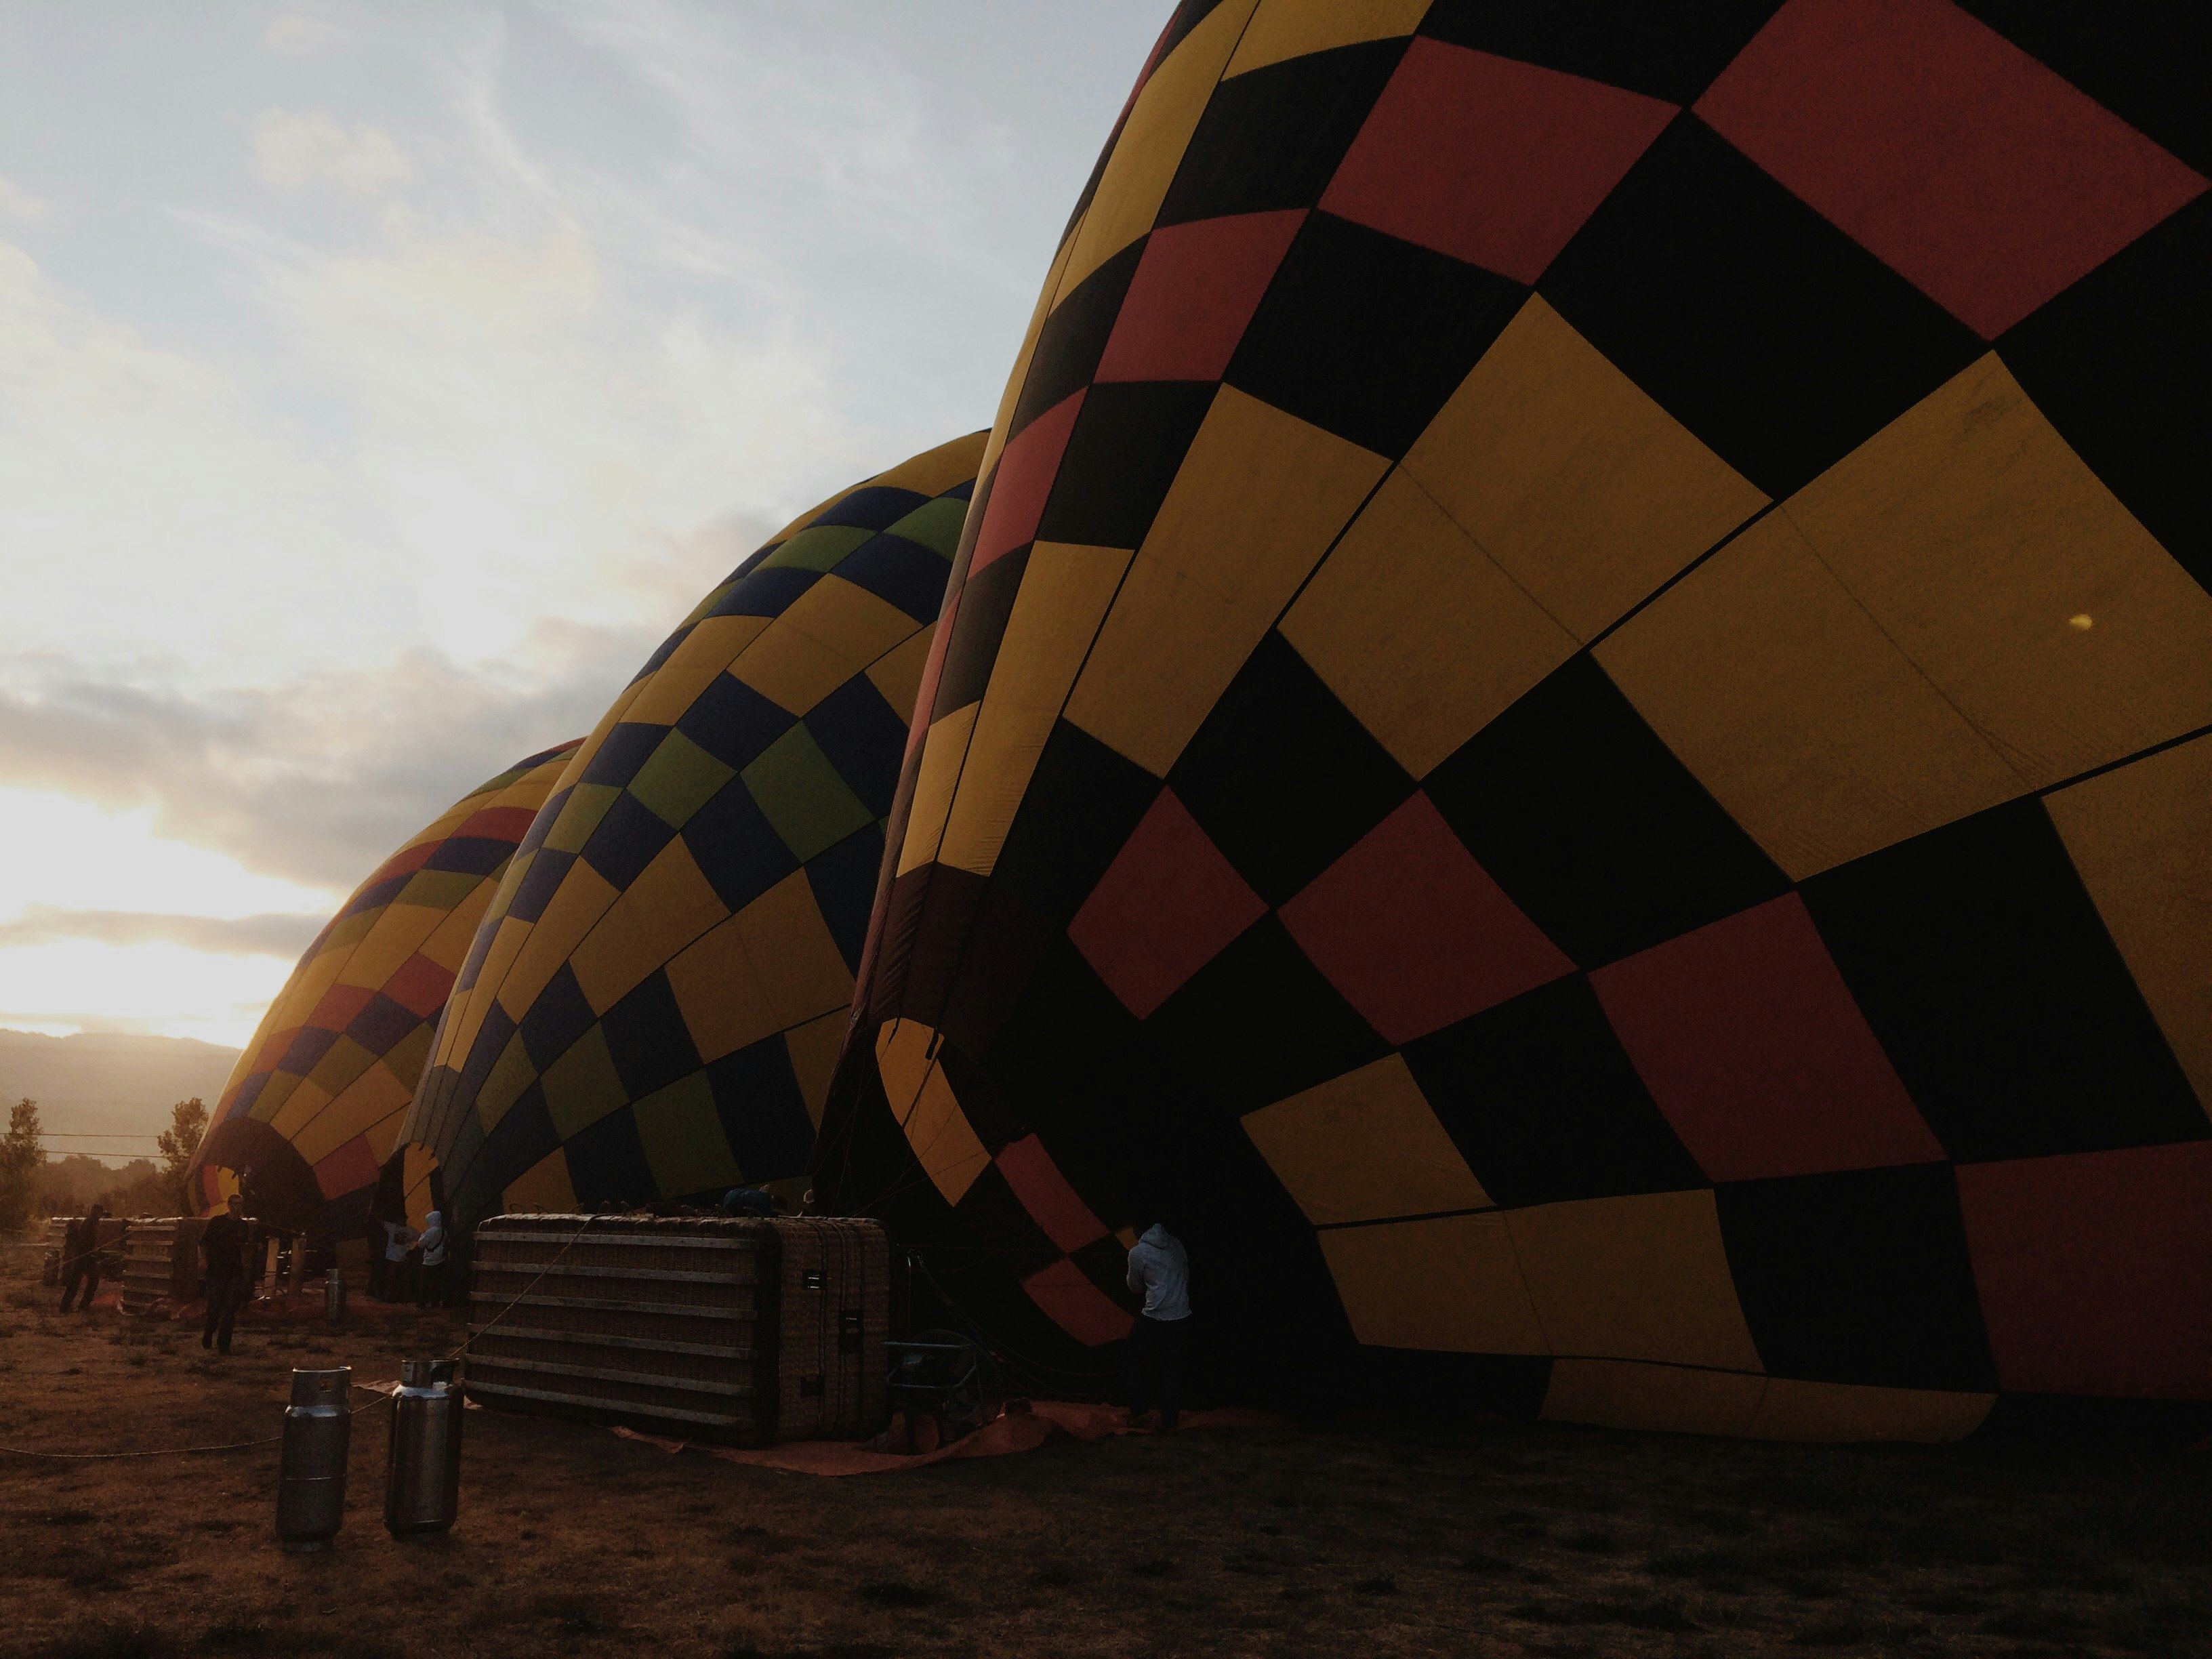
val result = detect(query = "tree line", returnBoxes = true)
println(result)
[0,1096,209,1233]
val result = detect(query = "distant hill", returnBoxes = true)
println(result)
[0,1029,243,1167]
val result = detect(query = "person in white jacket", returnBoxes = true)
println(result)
[415,1210,449,1309]
[1122,1213,1191,1431]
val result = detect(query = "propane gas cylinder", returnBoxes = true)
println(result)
[385,1357,462,1536]
[324,1268,346,1326]
[276,1367,352,1553]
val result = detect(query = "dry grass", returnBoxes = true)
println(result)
[2,1244,2209,1657]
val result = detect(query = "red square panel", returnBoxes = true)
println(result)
[1022,1256,1133,1348]
[970,388,1085,575]
[1096,211,1305,384]
[1593,894,1942,1181]
[384,951,455,1019]
[1279,792,1572,1045]
[1958,1143,2212,1397]
[456,805,537,844]
[998,1134,1108,1253]
[312,1132,381,1201]
[364,838,439,890]
[1069,790,1266,1019]
[306,981,377,1037]
[1696,0,2207,337]
[1321,38,1676,284]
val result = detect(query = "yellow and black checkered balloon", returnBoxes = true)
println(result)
[816,0,2212,1441]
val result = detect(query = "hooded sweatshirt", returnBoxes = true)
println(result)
[1124,1224,1190,1322]
[419,1212,447,1268]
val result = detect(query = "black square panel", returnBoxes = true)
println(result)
[932,547,1030,718]
[1540,116,1983,496]
[1799,796,2206,1163]
[710,565,821,620]
[708,1036,815,1183]
[1158,39,1406,226]
[806,676,908,817]
[991,719,1164,926]
[1227,211,1529,458]
[1404,974,1706,1206]
[681,778,798,914]
[676,671,793,771]
[562,1106,659,1210]
[1168,630,1414,905]
[1008,239,1146,441]
[1146,916,1391,1118]
[424,835,510,878]
[577,722,668,790]
[580,789,678,889]
[345,994,420,1061]
[981,934,1153,1169]
[505,847,576,925]
[1426,653,1789,967]
[1716,1164,1998,1390]
[518,962,596,1073]
[474,1081,556,1202]
[1036,381,1218,550]
[1959,2,2211,176]
[809,485,928,533]
[514,787,567,859]
[1999,192,2210,593]
[629,625,689,683]
[449,1001,518,1125]
[834,531,952,623]
[1418,0,1783,105]
[600,970,703,1101]
[804,822,886,976]
[950,1160,1061,1271]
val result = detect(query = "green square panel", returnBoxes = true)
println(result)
[629,729,737,830]
[760,524,874,574]
[540,1024,629,1141]
[397,867,484,911]
[742,723,876,863]
[632,1069,743,1197]
[544,783,623,854]
[882,495,968,559]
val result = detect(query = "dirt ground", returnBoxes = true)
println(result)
[3,1244,2209,1659]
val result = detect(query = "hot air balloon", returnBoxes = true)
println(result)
[399,434,986,1238]
[188,741,583,1266]
[816,0,2212,1440]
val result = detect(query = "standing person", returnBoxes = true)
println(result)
[414,1210,449,1309]
[200,1194,252,1355]
[58,1202,108,1313]
[1122,1212,1192,1431]
[381,1216,418,1304]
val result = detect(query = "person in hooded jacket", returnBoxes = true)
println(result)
[1122,1212,1191,1431]
[415,1210,449,1309]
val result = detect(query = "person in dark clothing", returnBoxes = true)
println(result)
[58,1203,108,1312]
[200,1195,252,1355]
[1122,1212,1192,1431]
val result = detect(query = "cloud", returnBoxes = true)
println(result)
[0,906,321,958]
[252,110,412,196]
[264,7,356,58]
[0,176,43,220]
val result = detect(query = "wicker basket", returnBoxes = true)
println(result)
[119,1217,207,1313]
[464,1214,890,1446]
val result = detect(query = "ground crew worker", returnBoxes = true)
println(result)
[381,1215,418,1303]
[1122,1212,1191,1431]
[58,1202,108,1313]
[200,1194,251,1355]
[415,1210,449,1308]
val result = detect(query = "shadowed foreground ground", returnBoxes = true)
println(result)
[3,1245,2209,1658]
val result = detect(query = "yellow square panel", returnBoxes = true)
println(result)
[2047,734,2212,1109]
[304,1034,377,1107]
[1055,0,1258,297]
[1318,1213,1547,1353]
[1597,510,2025,878]
[319,907,380,956]
[731,575,922,717]
[1225,0,1431,76]
[665,870,854,1063]
[1405,296,1767,642]
[1065,388,1390,775]
[1788,354,2212,786]
[416,891,493,975]
[540,1023,626,1141]
[568,836,730,1015]
[559,679,650,781]
[1282,470,1578,777]
[632,1070,743,1196]
[446,915,529,1068]
[1541,1358,1767,1437]
[939,543,1132,876]
[266,1076,333,1145]
[335,901,443,989]
[1506,1189,1762,1372]
[1746,1378,1995,1443]
[623,618,771,726]
[502,1146,577,1216]
[865,623,938,724]
[1242,1054,1489,1225]
[874,1019,989,1206]
[295,1062,411,1168]
[497,859,621,1021]
[783,1010,847,1130]
[867,430,989,501]
[895,701,980,876]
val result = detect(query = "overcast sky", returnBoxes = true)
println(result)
[0,0,1163,1045]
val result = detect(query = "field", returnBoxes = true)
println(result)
[2,1244,2209,1658]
